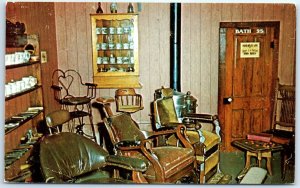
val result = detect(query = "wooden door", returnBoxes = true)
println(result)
[218,22,280,151]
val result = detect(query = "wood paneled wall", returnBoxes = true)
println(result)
[6,2,60,115]
[181,3,296,115]
[54,2,170,129]
[6,3,296,132]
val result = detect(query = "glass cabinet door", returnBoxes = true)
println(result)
[91,14,141,88]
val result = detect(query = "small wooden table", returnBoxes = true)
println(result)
[232,139,284,176]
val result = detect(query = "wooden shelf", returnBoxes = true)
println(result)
[5,85,42,101]
[5,147,32,181]
[5,33,44,181]
[97,49,134,52]
[5,61,40,70]
[5,110,43,135]
[5,134,43,181]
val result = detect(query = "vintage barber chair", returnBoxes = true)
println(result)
[39,132,148,183]
[151,87,224,183]
[115,88,144,114]
[51,69,97,143]
[94,88,143,146]
[102,112,197,183]
[45,109,70,135]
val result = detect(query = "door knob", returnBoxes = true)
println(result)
[223,97,233,104]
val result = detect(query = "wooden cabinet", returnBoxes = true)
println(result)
[91,13,142,88]
[5,34,44,181]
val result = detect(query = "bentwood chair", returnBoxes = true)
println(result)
[51,69,97,143]
[39,132,148,183]
[151,87,222,183]
[115,88,144,114]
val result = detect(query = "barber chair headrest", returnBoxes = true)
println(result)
[155,87,174,99]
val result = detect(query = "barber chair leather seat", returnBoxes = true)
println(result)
[103,112,197,183]
[39,132,148,183]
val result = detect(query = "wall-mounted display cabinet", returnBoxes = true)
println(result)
[91,13,141,88]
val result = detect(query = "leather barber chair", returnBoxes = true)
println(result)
[151,87,223,183]
[102,112,197,183]
[39,132,148,183]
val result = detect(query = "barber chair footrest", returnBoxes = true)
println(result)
[207,172,223,184]
[207,172,232,184]
[240,167,267,184]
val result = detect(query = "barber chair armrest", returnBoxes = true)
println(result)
[141,129,177,139]
[84,82,97,87]
[183,113,217,123]
[106,155,148,172]
[51,84,62,91]
[143,125,193,149]
[84,82,97,99]
[51,85,63,102]
[184,113,221,138]
[162,122,182,128]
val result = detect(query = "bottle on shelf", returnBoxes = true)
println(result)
[128,3,134,13]
[110,3,117,13]
[110,53,115,64]
[96,2,103,14]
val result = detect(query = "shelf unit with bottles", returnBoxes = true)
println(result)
[5,34,44,181]
[91,13,141,88]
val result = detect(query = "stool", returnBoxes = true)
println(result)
[245,151,272,175]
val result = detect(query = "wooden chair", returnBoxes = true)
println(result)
[45,109,70,135]
[151,87,222,183]
[51,69,98,143]
[271,80,295,132]
[266,79,295,180]
[115,88,144,114]
[102,112,197,183]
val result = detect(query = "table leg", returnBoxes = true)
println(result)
[258,152,262,167]
[266,157,272,175]
[246,151,251,168]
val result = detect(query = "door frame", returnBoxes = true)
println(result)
[218,22,280,151]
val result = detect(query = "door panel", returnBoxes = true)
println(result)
[219,22,279,151]
[232,110,244,138]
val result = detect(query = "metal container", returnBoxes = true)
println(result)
[173,91,198,120]
[154,87,198,121]
[184,91,197,114]
[173,90,186,119]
